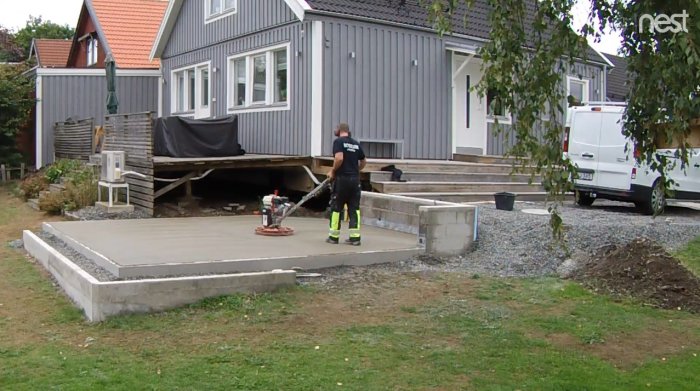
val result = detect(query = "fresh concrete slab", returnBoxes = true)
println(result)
[43,216,422,278]
[23,230,297,322]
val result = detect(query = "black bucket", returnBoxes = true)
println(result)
[494,192,516,211]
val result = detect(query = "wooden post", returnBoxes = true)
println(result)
[0,164,6,182]
[20,163,25,179]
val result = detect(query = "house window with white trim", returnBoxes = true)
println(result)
[567,76,590,106]
[206,0,237,21]
[86,36,99,67]
[227,43,290,113]
[171,62,211,119]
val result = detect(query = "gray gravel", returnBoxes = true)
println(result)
[302,200,700,285]
[65,206,151,221]
[37,232,117,282]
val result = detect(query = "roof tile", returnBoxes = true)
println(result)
[34,39,72,68]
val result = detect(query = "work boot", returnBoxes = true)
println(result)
[344,239,361,246]
[326,237,339,244]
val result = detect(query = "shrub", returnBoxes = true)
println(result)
[19,173,49,200]
[44,159,82,184]
[38,190,69,215]
[64,175,97,210]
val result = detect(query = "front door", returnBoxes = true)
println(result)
[452,55,487,155]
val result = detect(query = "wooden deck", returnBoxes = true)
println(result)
[153,154,312,172]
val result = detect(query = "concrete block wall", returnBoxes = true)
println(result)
[419,205,477,256]
[360,192,478,256]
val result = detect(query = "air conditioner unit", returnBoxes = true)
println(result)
[101,151,126,182]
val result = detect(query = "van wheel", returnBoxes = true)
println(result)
[575,191,595,207]
[635,180,665,215]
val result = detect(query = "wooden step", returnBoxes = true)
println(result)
[394,192,573,203]
[369,171,540,183]
[453,153,529,166]
[371,181,544,194]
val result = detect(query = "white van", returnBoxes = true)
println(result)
[563,102,700,214]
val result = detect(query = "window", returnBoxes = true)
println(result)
[252,55,267,103]
[227,44,290,112]
[567,76,590,106]
[171,62,211,119]
[87,36,99,67]
[274,49,287,103]
[206,0,237,21]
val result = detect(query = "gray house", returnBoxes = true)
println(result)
[151,0,613,160]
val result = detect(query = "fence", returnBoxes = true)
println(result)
[54,118,95,161]
[103,112,155,215]
[0,163,29,182]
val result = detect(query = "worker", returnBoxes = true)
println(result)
[327,123,366,245]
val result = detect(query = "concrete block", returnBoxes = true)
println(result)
[95,202,135,214]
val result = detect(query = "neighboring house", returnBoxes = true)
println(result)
[151,0,613,159]
[28,0,168,168]
[603,53,628,102]
[28,39,72,68]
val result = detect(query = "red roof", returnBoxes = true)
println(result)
[33,39,72,68]
[91,0,168,69]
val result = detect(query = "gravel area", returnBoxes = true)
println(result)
[302,200,700,285]
[65,206,151,221]
[37,232,117,282]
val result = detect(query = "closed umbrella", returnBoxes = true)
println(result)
[105,55,119,114]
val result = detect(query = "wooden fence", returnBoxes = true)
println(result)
[54,118,95,161]
[0,163,28,182]
[103,112,155,215]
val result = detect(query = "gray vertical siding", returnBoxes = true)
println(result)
[321,18,452,160]
[40,74,159,165]
[163,0,297,58]
[486,61,604,156]
[161,22,313,156]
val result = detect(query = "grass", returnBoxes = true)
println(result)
[677,236,700,277]
[1,184,700,390]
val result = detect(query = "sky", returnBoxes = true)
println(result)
[0,0,622,55]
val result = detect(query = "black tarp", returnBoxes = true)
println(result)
[153,115,245,157]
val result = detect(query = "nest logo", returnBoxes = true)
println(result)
[639,10,689,33]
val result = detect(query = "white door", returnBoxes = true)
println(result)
[195,65,211,119]
[596,112,633,190]
[569,111,602,187]
[452,57,487,155]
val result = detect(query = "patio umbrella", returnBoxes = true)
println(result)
[105,55,119,114]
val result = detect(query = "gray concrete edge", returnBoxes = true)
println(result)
[22,230,298,322]
[42,222,121,277]
[117,248,424,278]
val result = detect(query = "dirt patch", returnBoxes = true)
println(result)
[573,238,700,313]
[545,325,700,369]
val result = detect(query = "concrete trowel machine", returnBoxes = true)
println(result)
[255,178,331,236]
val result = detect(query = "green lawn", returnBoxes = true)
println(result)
[1,186,699,390]
[677,236,700,277]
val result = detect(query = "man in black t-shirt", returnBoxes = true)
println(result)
[327,123,366,245]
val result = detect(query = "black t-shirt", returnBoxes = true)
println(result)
[333,136,366,177]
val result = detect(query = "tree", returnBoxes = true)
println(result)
[13,16,74,60]
[429,0,700,236]
[0,64,35,165]
[0,26,23,63]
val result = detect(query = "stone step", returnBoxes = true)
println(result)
[394,192,573,203]
[370,171,539,183]
[27,198,40,211]
[453,153,529,165]
[39,190,52,198]
[49,183,66,192]
[371,181,544,194]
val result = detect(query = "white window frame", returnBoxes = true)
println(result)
[205,0,237,24]
[87,36,99,67]
[170,61,212,119]
[227,43,291,114]
[567,76,590,105]
[485,88,512,125]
